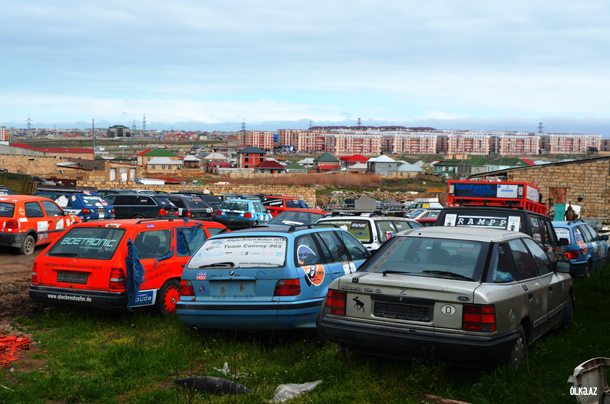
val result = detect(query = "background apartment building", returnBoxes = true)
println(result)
[382,132,437,154]
[238,130,274,152]
[326,133,383,155]
[493,134,540,155]
[540,134,601,154]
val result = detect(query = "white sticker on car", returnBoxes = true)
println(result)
[444,214,457,226]
[440,305,456,316]
[37,221,48,232]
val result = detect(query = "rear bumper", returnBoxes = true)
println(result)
[176,299,324,330]
[29,286,127,310]
[215,217,257,228]
[319,316,518,368]
[0,232,27,248]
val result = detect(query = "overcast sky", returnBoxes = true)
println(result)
[2,1,609,134]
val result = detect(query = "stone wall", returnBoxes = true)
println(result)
[507,157,610,218]
[0,154,62,176]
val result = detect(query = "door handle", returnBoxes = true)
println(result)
[528,293,533,300]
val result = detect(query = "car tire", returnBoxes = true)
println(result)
[156,279,180,316]
[253,221,258,227]
[507,325,526,369]
[563,297,574,329]
[19,235,35,256]
[584,262,592,278]
[132,215,144,219]
[315,300,328,345]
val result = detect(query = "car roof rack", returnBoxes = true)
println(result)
[135,218,176,225]
[287,223,339,232]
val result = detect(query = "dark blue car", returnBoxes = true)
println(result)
[33,191,115,221]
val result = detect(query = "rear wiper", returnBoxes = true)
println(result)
[199,261,235,269]
[422,270,475,281]
[47,252,78,257]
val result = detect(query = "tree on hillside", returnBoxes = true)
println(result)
[588,146,599,154]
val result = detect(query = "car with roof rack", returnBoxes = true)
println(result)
[29,218,227,315]
[319,226,574,369]
[214,198,272,229]
[552,219,609,278]
[261,195,325,218]
[176,224,371,330]
[165,194,214,219]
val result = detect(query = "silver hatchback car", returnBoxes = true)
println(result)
[319,226,573,368]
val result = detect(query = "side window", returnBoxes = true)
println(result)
[315,231,349,263]
[336,231,370,261]
[170,198,185,208]
[487,243,516,283]
[285,199,295,208]
[573,227,587,246]
[177,226,208,257]
[508,239,539,280]
[116,195,137,205]
[530,217,542,243]
[25,202,44,218]
[54,194,72,208]
[582,225,598,242]
[299,200,309,208]
[294,234,322,266]
[138,197,156,206]
[377,221,397,243]
[522,238,552,276]
[253,203,261,213]
[41,201,64,217]
[543,220,557,245]
[133,229,172,260]
[207,227,225,237]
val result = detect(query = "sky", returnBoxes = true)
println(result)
[2,1,610,134]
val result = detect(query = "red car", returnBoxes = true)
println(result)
[261,195,326,218]
[416,217,438,227]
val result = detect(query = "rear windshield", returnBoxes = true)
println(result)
[441,211,523,232]
[185,197,210,208]
[220,201,249,211]
[202,195,222,204]
[318,220,372,243]
[47,227,126,260]
[262,197,283,207]
[81,196,110,207]
[154,197,174,207]
[187,236,287,269]
[554,227,571,243]
[0,202,15,217]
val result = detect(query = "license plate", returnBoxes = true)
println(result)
[131,290,155,307]
[210,281,255,299]
[373,302,431,322]
[57,271,89,285]
[227,212,239,217]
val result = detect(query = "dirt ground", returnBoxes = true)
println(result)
[0,245,46,327]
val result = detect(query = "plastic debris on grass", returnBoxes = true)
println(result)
[270,380,322,403]
[213,362,249,379]
[174,376,252,395]
[0,335,31,368]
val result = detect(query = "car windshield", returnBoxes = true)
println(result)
[220,201,249,211]
[269,211,323,225]
[0,189,13,195]
[81,196,110,207]
[47,226,126,260]
[318,220,372,244]
[0,202,15,217]
[188,236,287,269]
[368,237,488,281]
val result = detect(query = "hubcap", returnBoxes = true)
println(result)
[164,286,180,314]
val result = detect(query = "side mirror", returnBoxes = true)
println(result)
[602,235,609,241]
[559,238,570,246]
[555,260,572,274]
[63,211,69,216]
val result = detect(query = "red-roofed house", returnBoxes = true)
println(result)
[339,154,369,167]
[255,160,286,174]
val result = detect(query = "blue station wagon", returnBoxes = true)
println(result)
[34,191,115,221]
[176,225,371,330]
[552,219,609,278]
[213,198,272,229]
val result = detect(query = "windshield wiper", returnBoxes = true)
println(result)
[47,253,78,257]
[422,270,475,281]
[382,270,407,276]
[199,261,235,269]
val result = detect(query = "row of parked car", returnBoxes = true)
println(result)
[0,185,605,368]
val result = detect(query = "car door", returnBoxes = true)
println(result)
[40,200,67,243]
[133,228,174,290]
[508,238,551,341]
[580,224,603,270]
[294,233,331,293]
[112,195,138,218]
[136,196,157,217]
[24,201,50,245]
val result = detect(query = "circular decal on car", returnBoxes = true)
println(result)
[440,305,456,316]
[302,264,325,287]
[574,231,587,254]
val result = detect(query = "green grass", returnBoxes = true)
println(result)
[2,268,610,403]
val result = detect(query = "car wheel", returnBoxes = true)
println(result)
[563,297,574,329]
[19,235,35,256]
[584,262,592,278]
[316,300,328,345]
[156,279,180,316]
[253,221,258,226]
[132,214,144,219]
[507,325,526,369]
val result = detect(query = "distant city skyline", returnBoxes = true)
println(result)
[2,1,609,136]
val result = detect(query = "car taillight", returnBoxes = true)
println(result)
[111,208,115,215]
[273,279,300,296]
[159,209,168,216]
[565,250,579,260]
[216,210,222,216]
[31,262,38,285]
[180,280,195,296]
[463,304,496,332]
[4,220,19,232]
[244,212,252,218]
[109,268,126,291]
[82,208,91,215]
[326,289,346,316]
[186,210,192,218]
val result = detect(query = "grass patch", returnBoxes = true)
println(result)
[2,268,610,403]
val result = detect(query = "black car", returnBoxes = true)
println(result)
[97,189,136,197]
[102,194,178,219]
[165,195,214,219]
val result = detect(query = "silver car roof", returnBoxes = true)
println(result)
[397,226,528,243]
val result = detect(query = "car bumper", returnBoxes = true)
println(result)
[29,286,128,310]
[214,217,258,228]
[176,299,323,330]
[320,317,518,368]
[0,232,27,248]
